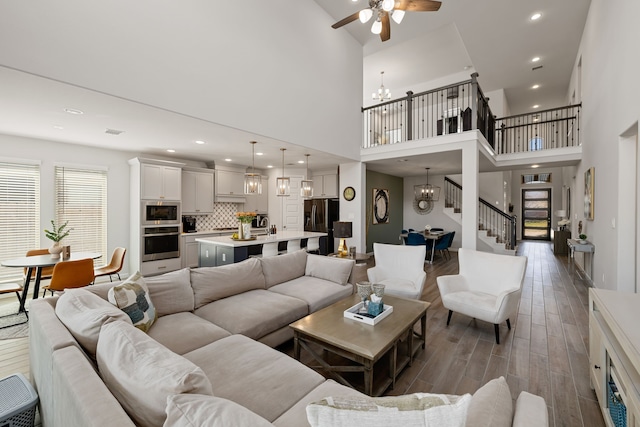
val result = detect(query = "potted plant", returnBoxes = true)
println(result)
[45,220,71,255]
[578,233,587,244]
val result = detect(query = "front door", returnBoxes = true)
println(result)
[522,189,551,240]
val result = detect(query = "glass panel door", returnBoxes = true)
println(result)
[522,189,551,240]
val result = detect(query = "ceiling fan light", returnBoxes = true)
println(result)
[392,9,405,24]
[359,8,373,23]
[371,19,382,34]
[382,0,394,12]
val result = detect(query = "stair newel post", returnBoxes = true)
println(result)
[470,73,479,131]
[406,91,413,141]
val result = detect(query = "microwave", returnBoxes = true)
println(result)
[142,201,180,225]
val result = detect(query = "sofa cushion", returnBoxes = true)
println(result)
[269,276,353,312]
[97,321,214,427]
[191,258,266,309]
[55,288,133,357]
[184,334,324,422]
[260,249,307,288]
[465,376,513,427]
[148,312,231,355]
[144,268,195,316]
[194,289,308,341]
[305,254,354,285]
[164,394,273,427]
[108,271,157,332]
[306,393,472,427]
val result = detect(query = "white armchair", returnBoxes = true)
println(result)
[367,243,427,300]
[437,248,527,344]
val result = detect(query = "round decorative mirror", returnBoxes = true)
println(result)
[413,197,433,215]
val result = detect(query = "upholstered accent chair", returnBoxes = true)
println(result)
[367,243,427,300]
[437,248,527,344]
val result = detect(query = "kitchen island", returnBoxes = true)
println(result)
[196,230,328,267]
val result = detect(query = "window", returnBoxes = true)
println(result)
[529,137,543,151]
[0,161,40,283]
[54,166,107,265]
[522,173,551,184]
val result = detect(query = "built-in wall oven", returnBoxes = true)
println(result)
[142,201,180,225]
[141,225,180,261]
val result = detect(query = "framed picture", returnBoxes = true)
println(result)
[584,167,594,220]
[372,188,390,224]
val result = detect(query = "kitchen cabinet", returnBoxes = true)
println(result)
[141,163,182,200]
[216,169,246,202]
[243,176,268,213]
[312,172,338,198]
[182,169,215,214]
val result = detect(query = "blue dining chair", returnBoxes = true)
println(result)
[406,232,427,246]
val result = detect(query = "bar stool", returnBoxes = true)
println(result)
[262,242,279,258]
[306,237,320,254]
[286,239,301,253]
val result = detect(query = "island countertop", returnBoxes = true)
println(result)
[195,230,327,247]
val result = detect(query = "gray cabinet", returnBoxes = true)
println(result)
[182,169,214,214]
[216,169,246,202]
[141,163,182,200]
[312,173,338,198]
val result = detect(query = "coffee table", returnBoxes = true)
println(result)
[290,294,430,396]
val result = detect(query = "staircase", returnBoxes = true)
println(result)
[443,177,517,255]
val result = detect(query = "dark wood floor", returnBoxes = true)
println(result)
[281,241,605,427]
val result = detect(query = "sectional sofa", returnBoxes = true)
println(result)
[29,249,548,427]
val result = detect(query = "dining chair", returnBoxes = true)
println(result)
[24,249,54,281]
[42,258,95,297]
[0,282,25,315]
[433,232,454,260]
[94,247,126,282]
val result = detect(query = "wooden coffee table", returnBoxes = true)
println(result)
[290,294,430,396]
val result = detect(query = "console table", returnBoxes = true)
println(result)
[567,239,594,279]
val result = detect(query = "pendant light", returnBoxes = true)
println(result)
[276,148,290,197]
[300,154,313,198]
[373,71,391,102]
[244,141,262,195]
[414,167,441,201]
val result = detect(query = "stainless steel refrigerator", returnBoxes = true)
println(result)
[304,198,339,254]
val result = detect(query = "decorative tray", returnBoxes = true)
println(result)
[230,236,257,241]
[344,302,393,326]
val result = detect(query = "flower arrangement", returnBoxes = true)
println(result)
[236,211,257,224]
[44,220,71,242]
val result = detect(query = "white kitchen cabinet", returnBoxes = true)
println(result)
[312,172,338,198]
[242,176,268,213]
[141,163,182,200]
[216,169,246,202]
[182,169,214,214]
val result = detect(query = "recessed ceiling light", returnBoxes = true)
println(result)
[195,140,205,145]
[256,152,264,156]
[531,164,540,168]
[267,165,273,168]
[64,107,84,115]
[531,57,540,63]
[166,149,175,153]
[225,158,232,162]
[297,160,305,164]
[463,65,472,70]
[53,125,64,130]
[532,84,540,89]
[532,104,540,109]
[530,13,541,21]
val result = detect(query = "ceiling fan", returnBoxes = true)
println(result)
[331,0,441,42]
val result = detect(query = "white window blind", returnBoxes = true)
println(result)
[0,162,40,284]
[54,166,107,266]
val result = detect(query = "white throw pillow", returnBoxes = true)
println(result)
[108,271,157,332]
[306,393,471,427]
[163,394,273,427]
[97,321,213,427]
[305,254,355,285]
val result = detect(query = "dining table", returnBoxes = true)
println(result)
[400,230,450,264]
[1,251,101,312]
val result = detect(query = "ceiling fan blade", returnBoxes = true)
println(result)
[395,0,442,12]
[380,12,391,42]
[332,11,361,29]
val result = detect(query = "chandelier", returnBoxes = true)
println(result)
[276,148,290,197]
[414,167,440,202]
[373,71,391,102]
[359,0,405,35]
[300,154,313,198]
[244,141,262,195]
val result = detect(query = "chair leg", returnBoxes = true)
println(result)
[506,318,511,330]
[446,310,453,326]
[494,324,500,344]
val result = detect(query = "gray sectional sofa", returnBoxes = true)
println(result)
[29,249,548,427]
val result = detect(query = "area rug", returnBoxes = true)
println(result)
[0,302,29,339]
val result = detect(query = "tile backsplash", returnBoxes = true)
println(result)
[188,202,241,230]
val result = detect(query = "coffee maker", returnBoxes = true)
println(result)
[182,216,197,233]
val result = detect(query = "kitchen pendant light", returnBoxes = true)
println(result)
[244,141,262,195]
[414,167,440,201]
[300,154,314,198]
[276,148,290,197]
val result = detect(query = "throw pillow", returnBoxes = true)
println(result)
[260,249,307,288]
[163,394,273,427]
[305,254,355,285]
[55,288,133,357]
[97,321,214,427]
[144,268,195,316]
[465,376,513,427]
[306,393,471,427]
[108,271,157,332]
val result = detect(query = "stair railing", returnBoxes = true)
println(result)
[444,177,517,250]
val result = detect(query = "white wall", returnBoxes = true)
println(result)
[339,162,367,253]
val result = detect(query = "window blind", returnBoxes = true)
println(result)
[0,162,40,283]
[54,166,107,266]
